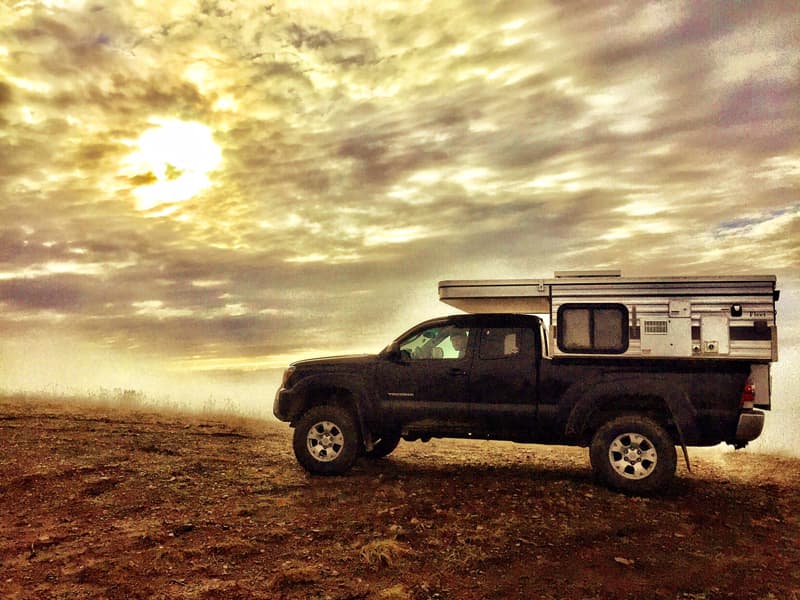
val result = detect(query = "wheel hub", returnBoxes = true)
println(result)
[609,432,658,480]
[624,447,642,463]
[307,420,344,462]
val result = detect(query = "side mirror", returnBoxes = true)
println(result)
[382,342,402,362]
[384,343,413,362]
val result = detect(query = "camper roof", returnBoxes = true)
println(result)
[438,273,778,314]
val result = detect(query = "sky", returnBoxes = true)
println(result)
[1,1,799,431]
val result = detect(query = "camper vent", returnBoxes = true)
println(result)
[644,320,669,335]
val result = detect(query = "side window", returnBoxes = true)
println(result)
[399,326,470,360]
[558,304,628,354]
[479,328,534,359]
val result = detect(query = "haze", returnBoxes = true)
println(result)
[0,1,798,451]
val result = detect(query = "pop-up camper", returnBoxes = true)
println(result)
[439,270,778,360]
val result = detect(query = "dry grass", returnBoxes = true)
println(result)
[377,583,411,599]
[268,563,322,590]
[360,539,411,568]
[1,389,273,435]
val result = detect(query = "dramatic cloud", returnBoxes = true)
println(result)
[0,1,798,398]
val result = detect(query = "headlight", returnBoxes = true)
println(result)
[281,366,296,387]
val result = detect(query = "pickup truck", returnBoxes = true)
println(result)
[273,312,767,494]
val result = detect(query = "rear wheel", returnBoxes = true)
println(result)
[363,431,401,459]
[590,415,676,494]
[293,405,360,475]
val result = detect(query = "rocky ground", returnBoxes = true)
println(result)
[1,394,798,599]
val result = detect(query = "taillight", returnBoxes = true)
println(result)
[740,377,755,409]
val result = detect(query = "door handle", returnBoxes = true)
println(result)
[448,368,467,376]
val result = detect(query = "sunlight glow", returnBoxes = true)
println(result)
[9,76,52,94]
[213,95,239,112]
[408,170,443,185]
[363,225,428,246]
[601,219,678,242]
[0,260,132,280]
[132,300,194,319]
[502,18,527,31]
[525,171,582,191]
[123,119,222,211]
[616,197,669,217]
[449,43,470,57]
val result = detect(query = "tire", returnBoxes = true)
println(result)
[363,431,401,459]
[292,405,360,475]
[590,415,677,494]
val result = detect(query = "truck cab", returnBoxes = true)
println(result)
[374,313,542,441]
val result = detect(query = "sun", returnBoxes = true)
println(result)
[123,119,222,212]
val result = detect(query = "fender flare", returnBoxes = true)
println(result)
[563,374,699,441]
[288,374,374,446]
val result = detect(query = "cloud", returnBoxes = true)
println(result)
[0,0,798,385]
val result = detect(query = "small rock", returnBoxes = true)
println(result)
[172,524,194,536]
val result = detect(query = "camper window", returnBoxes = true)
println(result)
[558,304,628,354]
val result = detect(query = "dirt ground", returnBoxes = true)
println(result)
[1,394,798,600]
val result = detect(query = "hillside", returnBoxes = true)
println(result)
[1,394,798,599]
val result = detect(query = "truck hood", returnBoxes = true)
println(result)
[290,354,377,370]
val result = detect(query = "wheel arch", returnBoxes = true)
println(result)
[288,375,373,446]
[563,375,698,444]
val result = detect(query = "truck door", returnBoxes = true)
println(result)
[375,324,473,424]
[469,326,538,434]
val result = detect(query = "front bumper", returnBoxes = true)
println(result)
[273,386,300,422]
[735,410,764,442]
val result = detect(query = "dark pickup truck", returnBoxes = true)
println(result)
[274,312,768,494]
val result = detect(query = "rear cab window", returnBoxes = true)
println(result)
[479,327,536,360]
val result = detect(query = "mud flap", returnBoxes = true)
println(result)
[674,419,692,473]
[358,412,374,452]
[666,391,696,473]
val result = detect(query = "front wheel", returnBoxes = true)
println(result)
[293,405,360,475]
[590,415,677,494]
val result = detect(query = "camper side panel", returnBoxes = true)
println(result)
[550,280,776,361]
